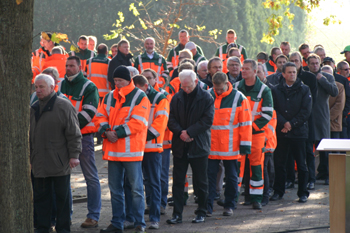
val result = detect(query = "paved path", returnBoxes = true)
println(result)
[69,143,330,233]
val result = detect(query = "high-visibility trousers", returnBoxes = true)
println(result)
[238,133,265,202]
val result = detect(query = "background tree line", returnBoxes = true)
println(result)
[33,0,306,58]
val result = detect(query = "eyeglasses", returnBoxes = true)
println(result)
[341,68,350,71]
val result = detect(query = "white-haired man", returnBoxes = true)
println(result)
[167,70,214,224]
[30,74,81,233]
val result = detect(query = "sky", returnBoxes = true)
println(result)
[307,0,350,62]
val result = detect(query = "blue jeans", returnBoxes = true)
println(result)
[207,159,238,214]
[143,152,162,222]
[80,134,101,221]
[108,161,146,229]
[160,149,171,208]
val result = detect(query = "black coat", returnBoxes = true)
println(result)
[107,51,133,89]
[298,68,318,141]
[168,84,214,158]
[272,78,312,139]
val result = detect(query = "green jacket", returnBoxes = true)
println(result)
[235,77,273,134]
[58,71,99,130]
[193,52,206,66]
[69,48,96,60]
[167,43,204,65]
[134,51,169,83]
[215,42,247,60]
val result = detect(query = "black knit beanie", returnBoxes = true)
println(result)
[113,65,131,81]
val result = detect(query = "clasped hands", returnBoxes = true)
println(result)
[106,130,118,143]
[281,121,292,133]
[180,130,193,142]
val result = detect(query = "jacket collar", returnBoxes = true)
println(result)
[117,51,133,60]
[64,71,84,84]
[141,51,160,59]
[32,92,57,122]
[214,82,233,99]
[238,76,263,92]
[114,80,136,100]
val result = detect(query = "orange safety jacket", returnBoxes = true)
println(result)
[154,83,173,149]
[266,60,277,75]
[86,55,111,97]
[265,110,277,153]
[144,86,170,153]
[95,81,151,162]
[134,52,169,88]
[42,54,67,83]
[209,82,252,160]
[70,50,95,75]
[218,45,244,74]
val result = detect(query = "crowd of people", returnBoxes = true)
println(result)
[30,29,350,233]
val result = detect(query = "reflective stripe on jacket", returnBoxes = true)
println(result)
[86,54,111,97]
[145,86,169,153]
[209,82,252,160]
[58,71,99,134]
[95,81,150,161]
[154,83,173,149]
[134,51,169,88]
[235,77,273,134]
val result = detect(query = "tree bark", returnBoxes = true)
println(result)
[0,0,34,232]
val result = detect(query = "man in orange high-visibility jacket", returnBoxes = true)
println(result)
[265,47,282,75]
[142,69,172,212]
[234,59,273,210]
[215,29,247,74]
[42,46,67,83]
[133,75,169,229]
[207,72,252,216]
[134,37,169,88]
[58,56,101,228]
[86,43,111,101]
[95,66,150,232]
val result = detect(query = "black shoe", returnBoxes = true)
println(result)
[285,182,294,189]
[144,206,149,214]
[192,215,205,223]
[298,195,308,203]
[270,193,282,201]
[252,202,262,209]
[316,173,327,180]
[100,224,123,233]
[324,178,329,185]
[206,211,212,217]
[217,199,225,207]
[167,197,173,202]
[166,216,182,224]
[307,182,315,190]
[261,197,269,206]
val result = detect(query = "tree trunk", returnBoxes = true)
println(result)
[0,0,34,232]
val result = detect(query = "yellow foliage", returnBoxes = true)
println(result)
[16,0,23,5]
[129,3,140,17]
[154,19,163,26]
[70,45,80,53]
[41,32,50,41]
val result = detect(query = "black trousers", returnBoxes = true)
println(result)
[172,154,208,217]
[273,138,309,198]
[34,174,71,233]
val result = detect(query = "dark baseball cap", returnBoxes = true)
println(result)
[322,57,335,64]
